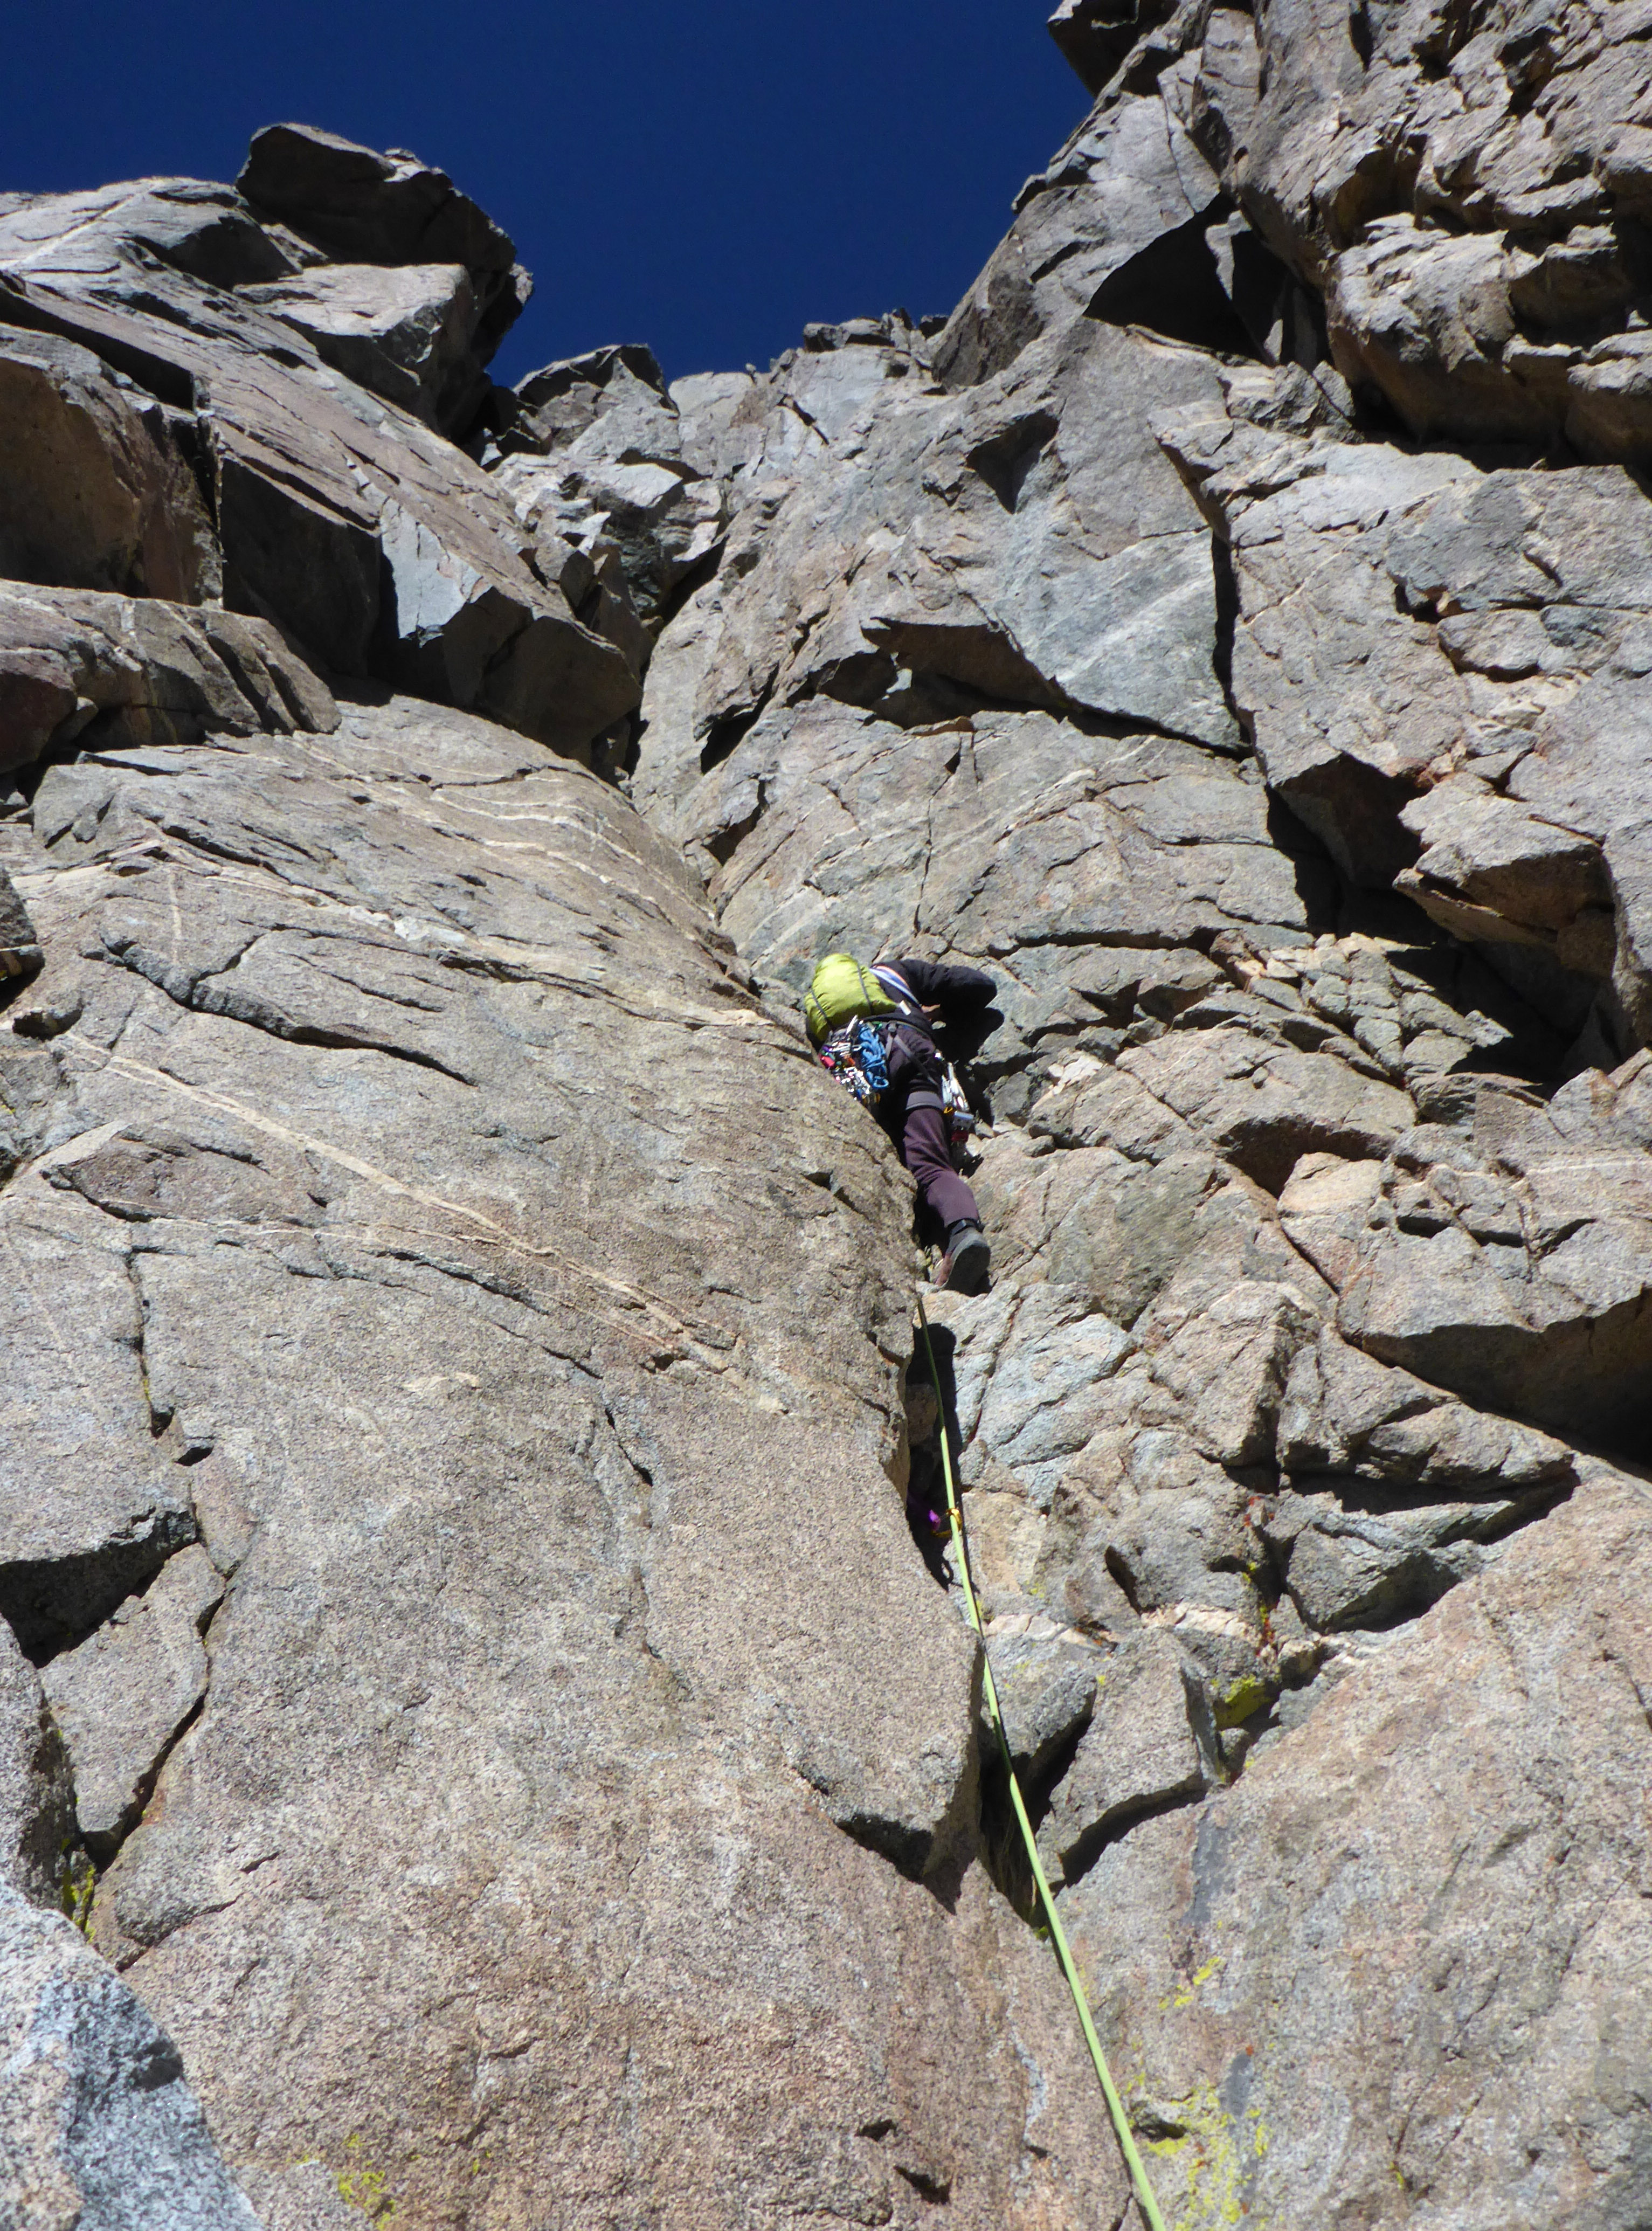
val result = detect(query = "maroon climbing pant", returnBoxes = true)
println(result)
[898,1099,979,1233]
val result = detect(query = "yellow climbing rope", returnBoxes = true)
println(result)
[915,1296,1169,2231]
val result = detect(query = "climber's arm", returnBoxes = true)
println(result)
[894,956,997,1016]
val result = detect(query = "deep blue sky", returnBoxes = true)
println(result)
[7,2,1088,387]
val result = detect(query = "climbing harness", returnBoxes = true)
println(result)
[915,1296,1169,2231]
[817,1016,893,1111]
[868,963,974,1147]
[818,1019,976,1150]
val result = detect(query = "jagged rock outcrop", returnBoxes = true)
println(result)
[0,150,638,761]
[482,343,729,648]
[613,3,1652,2216]
[1159,391,1652,1040]
[237,125,529,365]
[1193,0,1652,460]
[3,14,1652,2228]
[0,587,337,773]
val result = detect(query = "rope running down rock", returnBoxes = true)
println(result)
[915,1295,1169,2231]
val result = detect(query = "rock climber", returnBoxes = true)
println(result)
[819,952,996,1294]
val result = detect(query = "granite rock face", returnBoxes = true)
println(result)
[0,585,338,775]
[1062,1470,1652,2231]
[0,1882,262,2231]
[0,144,637,759]
[1194,0,1652,460]
[613,4,1652,2216]
[3,14,1652,2228]
[0,699,1116,2228]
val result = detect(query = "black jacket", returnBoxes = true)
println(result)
[873,957,996,1114]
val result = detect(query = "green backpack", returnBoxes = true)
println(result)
[803,952,898,1044]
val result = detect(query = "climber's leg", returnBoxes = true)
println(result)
[898,1099,978,1232]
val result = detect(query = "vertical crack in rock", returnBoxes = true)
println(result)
[616,11,1652,2211]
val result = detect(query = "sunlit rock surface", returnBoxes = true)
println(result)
[3,12,1651,2221]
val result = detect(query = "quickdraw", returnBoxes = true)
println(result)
[939,1058,974,1151]
[817,1017,891,1111]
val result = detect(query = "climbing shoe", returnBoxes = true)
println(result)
[938,1220,990,1295]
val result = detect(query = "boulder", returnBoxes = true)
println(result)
[669,366,766,480]
[1405,668,1652,1048]
[1266,1473,1549,1629]
[0,585,338,773]
[0,1880,264,2230]
[237,123,528,358]
[0,327,216,602]
[935,48,1222,386]
[1117,1025,1414,1194]
[489,358,727,641]
[936,1281,1136,1509]
[1277,1328,1575,1489]
[0,178,296,293]
[1158,405,1478,885]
